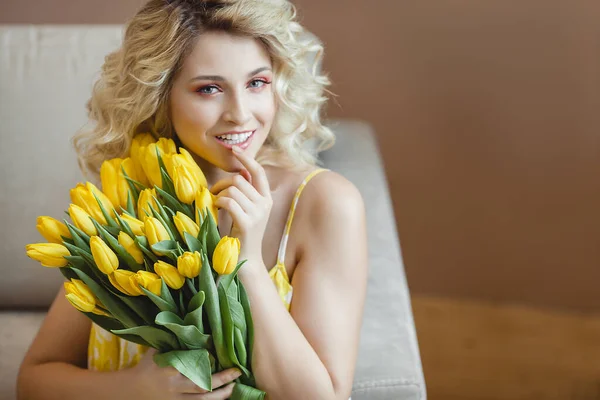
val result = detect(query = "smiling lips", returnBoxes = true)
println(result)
[215,130,255,150]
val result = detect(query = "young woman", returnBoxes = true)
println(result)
[17,1,368,399]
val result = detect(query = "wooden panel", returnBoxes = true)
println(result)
[413,296,600,400]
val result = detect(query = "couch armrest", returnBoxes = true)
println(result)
[321,119,427,400]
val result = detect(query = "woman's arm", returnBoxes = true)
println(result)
[239,172,368,400]
[17,287,133,400]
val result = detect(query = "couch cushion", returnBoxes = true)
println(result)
[0,311,46,400]
[322,120,427,399]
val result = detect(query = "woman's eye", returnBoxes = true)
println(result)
[196,85,219,95]
[248,79,269,89]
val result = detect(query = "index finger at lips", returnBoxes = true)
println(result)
[232,146,270,196]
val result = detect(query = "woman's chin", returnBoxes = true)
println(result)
[213,157,245,173]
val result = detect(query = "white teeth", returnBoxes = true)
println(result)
[217,131,253,143]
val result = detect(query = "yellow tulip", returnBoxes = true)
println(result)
[137,188,159,220]
[70,182,115,225]
[144,217,171,255]
[142,139,177,189]
[121,213,145,236]
[135,271,162,296]
[36,216,71,244]
[195,187,218,226]
[177,251,202,279]
[25,243,70,267]
[69,204,98,236]
[130,133,155,186]
[154,260,185,289]
[90,236,119,275]
[64,279,109,316]
[100,158,122,209]
[142,143,163,189]
[100,158,137,210]
[173,211,199,239]
[212,236,240,275]
[179,148,208,189]
[162,153,176,179]
[157,137,177,155]
[118,232,144,264]
[109,270,144,296]
[173,164,199,204]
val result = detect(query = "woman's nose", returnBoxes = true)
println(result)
[223,93,251,126]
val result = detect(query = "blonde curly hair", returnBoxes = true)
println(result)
[72,0,335,183]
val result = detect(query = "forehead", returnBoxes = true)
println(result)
[180,31,272,76]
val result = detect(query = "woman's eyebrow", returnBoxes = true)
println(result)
[189,66,271,82]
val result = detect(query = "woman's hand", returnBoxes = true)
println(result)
[210,146,273,273]
[124,348,242,399]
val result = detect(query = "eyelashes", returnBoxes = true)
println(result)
[195,78,272,95]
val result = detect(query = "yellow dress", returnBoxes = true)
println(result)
[88,168,328,371]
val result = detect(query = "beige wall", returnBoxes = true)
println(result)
[2,0,599,311]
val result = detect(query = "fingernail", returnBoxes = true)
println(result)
[233,369,242,377]
[232,145,241,153]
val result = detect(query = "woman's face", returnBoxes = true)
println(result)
[169,31,276,172]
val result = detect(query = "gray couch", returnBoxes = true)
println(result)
[0,25,426,400]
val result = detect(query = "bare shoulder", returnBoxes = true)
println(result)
[304,169,365,220]
[295,169,366,246]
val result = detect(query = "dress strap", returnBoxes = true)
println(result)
[276,168,329,265]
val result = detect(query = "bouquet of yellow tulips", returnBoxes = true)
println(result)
[25,134,265,400]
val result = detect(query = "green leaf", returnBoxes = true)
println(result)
[185,290,205,332]
[186,277,198,297]
[156,148,176,196]
[114,212,135,239]
[122,171,146,192]
[205,211,221,260]
[91,192,120,229]
[83,311,125,332]
[229,296,247,333]
[153,349,212,391]
[71,268,142,328]
[238,280,255,370]
[230,382,266,400]
[155,311,213,350]
[184,232,203,254]
[64,256,86,271]
[103,225,122,237]
[117,294,157,326]
[199,214,209,255]
[218,284,250,376]
[136,236,158,264]
[58,265,79,281]
[125,190,137,218]
[155,185,189,217]
[61,244,102,282]
[217,260,247,292]
[113,333,153,348]
[140,285,178,314]
[179,290,185,318]
[150,240,181,261]
[233,327,247,368]
[122,167,142,208]
[199,250,232,369]
[64,222,91,253]
[111,325,179,352]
